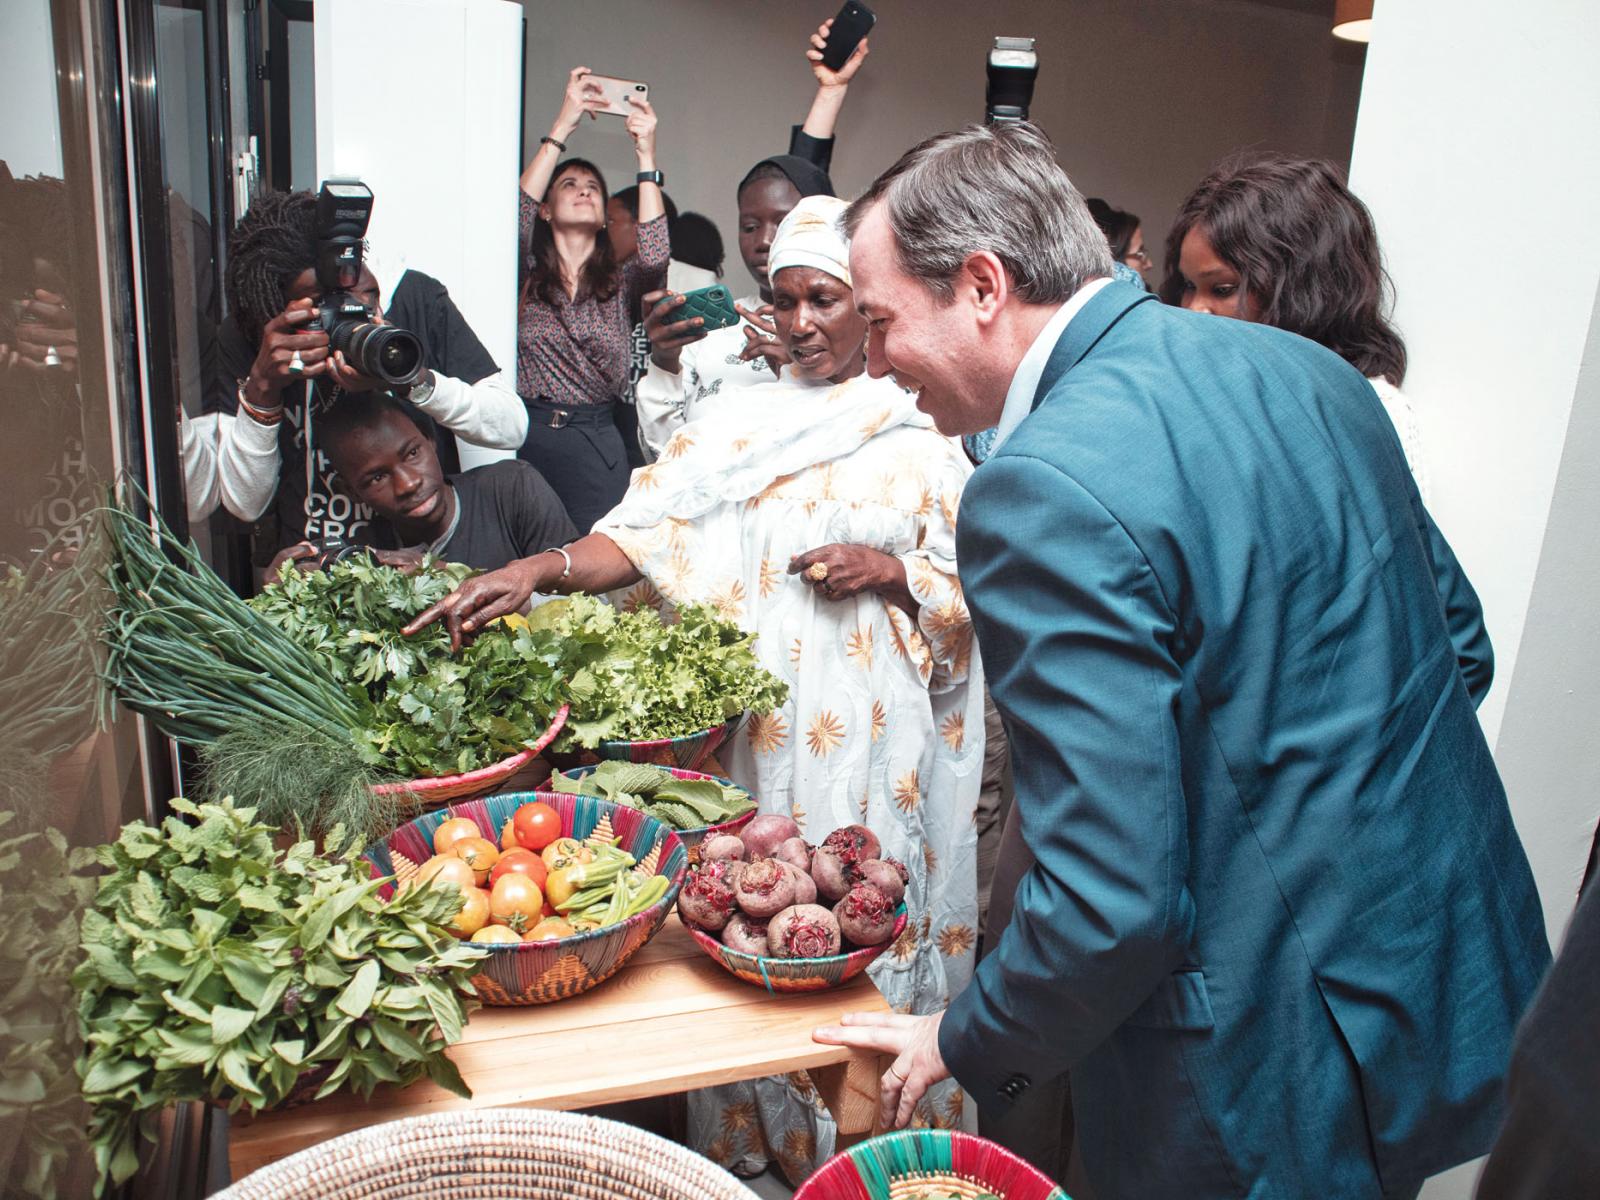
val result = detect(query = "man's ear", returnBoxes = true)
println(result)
[962,251,1011,327]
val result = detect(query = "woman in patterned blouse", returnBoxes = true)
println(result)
[517,66,670,532]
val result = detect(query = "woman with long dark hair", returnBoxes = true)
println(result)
[517,67,668,531]
[1161,155,1424,492]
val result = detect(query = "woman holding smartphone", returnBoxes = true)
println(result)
[516,66,668,532]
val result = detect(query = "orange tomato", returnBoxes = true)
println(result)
[488,873,544,935]
[433,816,482,857]
[448,887,491,938]
[470,925,522,945]
[513,801,562,852]
[540,836,589,872]
[416,854,477,892]
[451,837,501,885]
[500,818,519,852]
[490,848,548,890]
[524,916,575,942]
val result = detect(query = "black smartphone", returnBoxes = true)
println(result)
[821,1,876,71]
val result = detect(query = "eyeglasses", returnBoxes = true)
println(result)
[1125,248,1152,267]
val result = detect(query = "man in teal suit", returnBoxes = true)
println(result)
[815,124,1550,1198]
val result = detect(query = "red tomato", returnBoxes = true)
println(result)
[489,874,545,934]
[513,801,562,852]
[490,848,548,890]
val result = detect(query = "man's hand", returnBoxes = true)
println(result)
[808,18,871,89]
[643,290,706,371]
[264,541,319,580]
[245,298,328,409]
[736,303,790,370]
[813,1011,949,1129]
[6,289,79,375]
[402,557,547,651]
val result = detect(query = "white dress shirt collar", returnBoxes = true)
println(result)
[992,276,1113,454]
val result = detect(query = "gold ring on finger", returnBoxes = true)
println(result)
[887,1064,907,1083]
[806,562,829,582]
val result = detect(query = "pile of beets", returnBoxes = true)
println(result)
[677,814,908,958]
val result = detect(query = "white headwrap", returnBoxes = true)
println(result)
[767,195,852,287]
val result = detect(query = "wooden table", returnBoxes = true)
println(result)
[229,914,893,1179]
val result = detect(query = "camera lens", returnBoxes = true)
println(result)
[343,322,424,387]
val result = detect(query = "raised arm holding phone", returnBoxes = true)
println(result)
[515,66,669,532]
[633,17,869,460]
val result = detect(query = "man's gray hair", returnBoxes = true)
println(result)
[844,122,1113,304]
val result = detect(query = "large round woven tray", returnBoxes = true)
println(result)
[368,704,568,805]
[794,1129,1068,1200]
[213,1107,759,1200]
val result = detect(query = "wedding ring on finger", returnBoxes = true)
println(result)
[887,1064,908,1083]
[806,562,829,582]
[287,349,305,373]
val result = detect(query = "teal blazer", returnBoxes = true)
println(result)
[941,284,1550,1197]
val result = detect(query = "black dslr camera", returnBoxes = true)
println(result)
[985,36,1038,124]
[312,180,424,388]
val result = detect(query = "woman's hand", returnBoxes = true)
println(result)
[403,556,552,651]
[808,17,870,89]
[789,543,905,605]
[736,302,790,370]
[812,1011,949,1129]
[625,95,658,166]
[554,66,602,138]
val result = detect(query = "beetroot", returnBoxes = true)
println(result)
[810,845,856,903]
[774,836,812,873]
[858,858,907,906]
[778,859,817,905]
[677,870,737,932]
[767,904,842,958]
[700,834,746,863]
[733,857,796,919]
[720,913,770,955]
[834,882,897,946]
[822,823,881,862]
[740,813,802,859]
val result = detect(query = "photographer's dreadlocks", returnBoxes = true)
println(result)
[224,189,317,346]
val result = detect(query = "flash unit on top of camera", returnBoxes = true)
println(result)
[986,36,1038,124]
[310,178,424,389]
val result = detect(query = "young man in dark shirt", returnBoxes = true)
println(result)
[294,392,576,573]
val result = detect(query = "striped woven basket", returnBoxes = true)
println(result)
[213,1107,759,1200]
[368,704,569,806]
[363,790,686,1005]
[597,710,750,771]
[794,1129,1069,1200]
[686,904,908,993]
[555,763,756,854]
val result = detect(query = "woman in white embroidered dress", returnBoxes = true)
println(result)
[408,197,983,1178]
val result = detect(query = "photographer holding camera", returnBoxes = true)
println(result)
[202,186,527,574]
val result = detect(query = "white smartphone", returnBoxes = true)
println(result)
[586,74,649,117]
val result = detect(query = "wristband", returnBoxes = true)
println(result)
[541,136,567,153]
[544,546,573,580]
[238,381,284,426]
[636,169,665,187]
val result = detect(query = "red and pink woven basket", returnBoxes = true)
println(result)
[794,1129,1068,1200]
[554,762,756,854]
[686,904,907,994]
[368,704,569,806]
[595,711,749,771]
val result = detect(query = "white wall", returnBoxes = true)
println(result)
[315,0,524,468]
[1348,2,1600,1196]
[518,0,1364,296]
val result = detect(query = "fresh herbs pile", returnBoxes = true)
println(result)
[527,595,789,749]
[73,798,480,1195]
[248,557,575,778]
[550,761,754,831]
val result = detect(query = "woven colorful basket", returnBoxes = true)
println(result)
[596,710,749,771]
[363,789,685,1006]
[686,903,907,993]
[794,1129,1069,1200]
[214,1108,759,1200]
[368,704,569,806]
[554,763,756,853]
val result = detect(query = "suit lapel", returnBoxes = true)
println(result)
[1033,282,1157,411]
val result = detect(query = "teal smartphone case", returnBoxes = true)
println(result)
[675,284,740,331]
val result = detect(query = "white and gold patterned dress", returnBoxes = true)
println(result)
[594,367,984,1179]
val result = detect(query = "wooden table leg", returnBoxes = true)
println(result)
[813,1052,891,1150]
